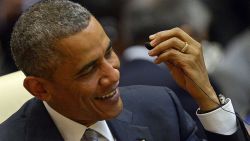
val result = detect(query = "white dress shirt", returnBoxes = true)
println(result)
[197,98,237,135]
[44,99,237,141]
[43,102,115,141]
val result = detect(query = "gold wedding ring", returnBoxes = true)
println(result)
[181,42,189,53]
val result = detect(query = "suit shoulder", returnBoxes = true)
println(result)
[118,85,197,140]
[119,85,179,104]
[0,98,36,141]
[119,85,182,113]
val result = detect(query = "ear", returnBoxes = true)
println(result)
[23,76,51,101]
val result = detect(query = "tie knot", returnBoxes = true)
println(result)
[81,129,99,141]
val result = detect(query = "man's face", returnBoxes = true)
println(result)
[46,16,122,126]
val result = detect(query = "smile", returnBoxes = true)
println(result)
[95,89,117,100]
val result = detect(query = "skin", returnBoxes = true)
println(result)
[148,27,220,111]
[24,16,122,126]
[24,18,219,127]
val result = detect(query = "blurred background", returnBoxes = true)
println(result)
[0,0,250,135]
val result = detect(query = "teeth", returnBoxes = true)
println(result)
[96,90,116,100]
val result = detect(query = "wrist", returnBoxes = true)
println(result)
[195,89,220,112]
[198,101,220,112]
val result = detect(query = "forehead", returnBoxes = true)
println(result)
[56,16,107,57]
[52,16,110,76]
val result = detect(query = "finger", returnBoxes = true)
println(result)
[149,37,192,56]
[150,27,200,47]
[154,49,190,69]
[165,62,184,78]
[165,62,186,88]
[149,34,155,40]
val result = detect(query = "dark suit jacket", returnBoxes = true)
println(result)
[0,85,249,141]
[120,59,207,139]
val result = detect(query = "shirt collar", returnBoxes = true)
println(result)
[43,101,114,141]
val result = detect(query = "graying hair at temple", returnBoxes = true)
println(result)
[10,0,91,79]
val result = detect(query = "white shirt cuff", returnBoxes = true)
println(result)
[196,98,237,135]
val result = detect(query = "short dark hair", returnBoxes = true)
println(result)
[11,0,91,78]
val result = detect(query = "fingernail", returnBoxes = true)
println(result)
[149,34,155,40]
[150,40,156,46]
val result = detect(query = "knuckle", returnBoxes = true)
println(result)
[193,55,200,62]
[155,32,163,38]
[169,49,178,57]
[194,45,202,56]
[193,49,200,57]
[171,37,179,44]
[173,27,182,33]
[196,43,202,49]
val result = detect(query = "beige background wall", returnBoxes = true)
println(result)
[0,71,32,123]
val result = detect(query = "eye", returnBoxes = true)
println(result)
[80,65,97,77]
[105,48,113,59]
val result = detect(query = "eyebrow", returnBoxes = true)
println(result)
[106,41,112,53]
[75,41,112,77]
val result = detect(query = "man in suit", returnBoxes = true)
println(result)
[0,0,249,141]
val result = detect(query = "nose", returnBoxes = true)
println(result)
[99,59,120,87]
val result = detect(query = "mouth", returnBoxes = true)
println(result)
[95,89,117,100]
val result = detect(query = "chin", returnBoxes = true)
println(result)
[103,100,123,120]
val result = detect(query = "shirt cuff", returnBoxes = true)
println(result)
[196,98,237,135]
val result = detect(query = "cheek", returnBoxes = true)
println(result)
[72,78,100,100]
[78,80,98,95]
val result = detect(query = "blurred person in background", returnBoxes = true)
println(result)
[212,29,250,121]
[202,0,250,48]
[71,0,125,56]
[119,0,222,139]
[0,0,22,75]
[120,0,223,75]
[201,0,250,124]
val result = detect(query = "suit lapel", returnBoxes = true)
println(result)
[25,99,63,141]
[107,108,153,141]
[23,99,153,141]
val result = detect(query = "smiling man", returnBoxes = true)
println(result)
[38,16,122,126]
[0,0,249,141]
